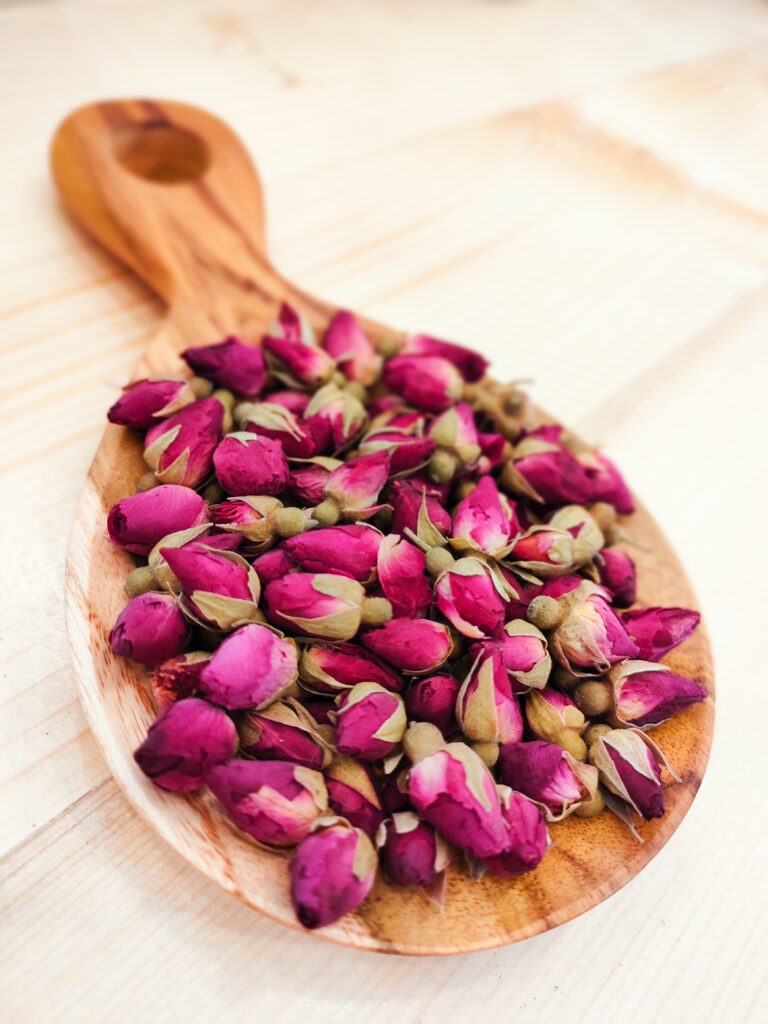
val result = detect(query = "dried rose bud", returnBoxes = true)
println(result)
[150,651,210,711]
[134,697,237,792]
[550,581,639,674]
[405,723,510,857]
[160,544,261,630]
[316,451,391,524]
[322,310,381,386]
[498,740,598,820]
[108,485,209,556]
[377,812,449,888]
[239,698,332,770]
[483,789,548,878]
[182,337,267,398]
[376,534,432,617]
[290,819,377,928]
[383,355,463,413]
[401,333,488,383]
[506,527,578,577]
[283,524,382,583]
[207,759,328,845]
[608,660,708,729]
[236,401,330,458]
[199,623,298,709]
[334,683,407,761]
[358,428,435,475]
[588,728,664,819]
[481,619,551,692]
[362,618,453,675]
[213,432,290,496]
[578,451,634,514]
[476,432,507,474]
[325,755,385,838]
[109,593,189,666]
[208,495,284,549]
[597,547,637,606]
[435,557,508,639]
[547,505,604,563]
[143,397,223,488]
[457,650,523,744]
[451,475,520,557]
[621,606,700,661]
[266,389,310,415]
[389,479,451,537]
[289,457,343,504]
[266,572,391,641]
[305,383,367,448]
[251,546,296,583]
[504,438,593,506]
[525,686,586,761]
[299,642,403,695]
[427,403,482,479]
[405,674,460,734]
[302,698,335,725]
[108,378,196,428]
[263,321,335,388]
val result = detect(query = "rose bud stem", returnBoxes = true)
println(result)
[202,481,224,504]
[455,480,477,501]
[583,722,612,746]
[125,565,156,598]
[359,597,393,627]
[376,336,404,358]
[428,449,459,484]
[212,388,236,411]
[527,595,566,631]
[273,506,308,538]
[313,497,341,526]
[573,787,605,818]
[471,741,500,768]
[425,545,455,576]
[136,471,159,492]
[590,502,617,532]
[550,664,580,692]
[402,721,445,762]
[574,681,613,718]
[189,376,214,398]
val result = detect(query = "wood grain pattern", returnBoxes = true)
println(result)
[55,98,713,954]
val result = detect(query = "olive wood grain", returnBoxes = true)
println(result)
[55,98,714,955]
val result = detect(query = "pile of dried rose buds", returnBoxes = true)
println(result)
[106,305,708,929]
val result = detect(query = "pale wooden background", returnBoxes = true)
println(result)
[1,1,767,1021]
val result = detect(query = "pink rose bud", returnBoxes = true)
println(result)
[451,475,520,557]
[550,582,639,674]
[290,457,343,504]
[402,333,488,382]
[304,383,367,448]
[325,755,385,838]
[377,534,432,617]
[525,686,586,760]
[405,724,510,857]
[377,812,449,888]
[107,485,208,555]
[208,495,283,549]
[382,355,463,413]
[547,505,604,564]
[456,649,523,744]
[237,401,330,458]
[507,527,578,577]
[266,389,310,415]
[144,397,224,488]
[301,698,335,725]
[252,546,296,583]
[207,759,328,845]
[299,642,403,694]
[498,740,598,820]
[109,593,189,666]
[182,337,267,398]
[608,660,708,729]
[107,378,195,428]
[322,309,382,386]
[389,479,451,537]
[483,789,548,878]
[160,544,261,630]
[476,432,507,474]
[320,451,391,520]
[481,619,551,692]
[263,320,335,389]
[506,438,593,506]
[621,606,700,661]
[265,573,365,641]
[150,651,210,711]
[362,618,453,674]
[275,301,303,342]
[334,683,407,761]
[134,697,237,792]
[597,547,637,606]
[290,819,377,928]
[434,557,508,639]
[578,451,634,514]
[284,524,382,583]
[405,674,460,734]
[199,623,298,709]
[239,698,332,770]
[427,403,482,473]
[358,428,435,475]
[213,432,290,496]
[588,729,664,819]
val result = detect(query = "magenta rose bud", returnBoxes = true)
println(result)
[107,378,195,428]
[402,333,488,382]
[239,699,332,770]
[525,686,586,760]
[476,432,507,474]
[481,620,552,692]
[182,337,267,398]
[199,623,298,709]
[143,397,223,487]
[358,428,435,475]
[266,389,310,415]
[377,812,448,888]
[237,401,331,458]
[334,683,407,761]
[160,544,261,629]
[579,451,634,514]
[389,479,451,537]
[377,534,432,617]
[290,820,377,928]
[299,642,403,694]
[507,527,577,577]
[588,729,664,820]
[498,740,598,820]
[207,759,328,846]
[507,440,593,506]
[134,697,237,792]
[213,432,290,496]
[320,451,391,521]
[435,557,508,639]
[108,485,209,556]
[150,651,210,711]
[457,649,523,744]
[325,755,385,838]
[290,457,343,504]
[266,572,374,641]
[251,546,296,584]
[284,524,382,583]
[621,606,701,661]
[208,495,284,550]
[550,582,639,674]
[304,384,367,448]
[597,547,637,606]
[405,674,460,734]
[362,618,453,675]
[484,789,548,878]
[109,593,189,666]
[382,355,464,413]
[322,309,382,386]
[608,660,709,729]
[451,475,520,557]
[263,313,335,387]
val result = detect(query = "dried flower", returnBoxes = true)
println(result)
[597,547,637,606]
[110,593,189,666]
[503,438,593,506]
[404,674,460,734]
[389,479,451,538]
[549,581,639,674]
[266,389,310,415]
[182,337,267,398]
[362,618,453,674]
[427,403,482,479]
[588,728,665,819]
[324,755,385,838]
[376,534,432,617]
[358,427,435,475]
[236,401,330,458]
[208,495,284,549]
[334,683,407,761]
[457,649,524,745]
[434,557,508,639]
[266,572,391,641]
[383,355,464,413]
[608,660,708,728]
[284,524,382,583]
[322,310,381,386]
[108,377,196,428]
[199,623,298,709]
[150,651,210,711]
[547,505,604,563]
[161,544,262,630]
[239,698,332,770]
[108,485,209,556]
[213,432,290,496]
[483,789,548,878]
[314,451,391,525]
[482,619,551,692]
[377,812,449,888]
[578,451,634,514]
[451,475,519,557]
[507,527,578,577]
[525,686,587,761]
[401,333,488,383]
[289,457,343,504]
[498,740,598,820]
[251,546,296,583]
[263,316,335,387]
[290,819,377,928]
[305,383,367,448]
[143,397,223,487]
[299,642,403,695]
[621,606,700,661]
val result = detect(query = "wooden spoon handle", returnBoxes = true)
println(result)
[50,98,311,339]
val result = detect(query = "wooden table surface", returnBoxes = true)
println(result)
[1,1,766,1021]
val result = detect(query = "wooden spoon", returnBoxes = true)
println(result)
[54,99,714,955]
